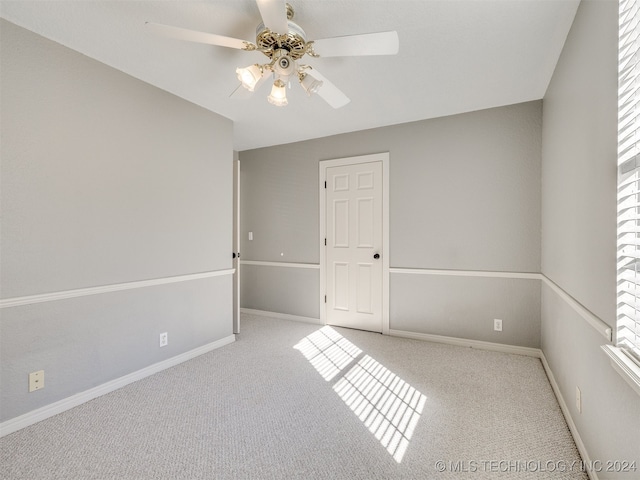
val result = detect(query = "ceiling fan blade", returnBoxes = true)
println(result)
[145,22,253,50]
[308,69,350,109]
[312,31,399,57]
[255,0,289,34]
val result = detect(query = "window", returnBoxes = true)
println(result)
[617,0,640,364]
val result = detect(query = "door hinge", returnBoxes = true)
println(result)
[324,238,327,246]
[324,295,327,303]
[324,181,327,189]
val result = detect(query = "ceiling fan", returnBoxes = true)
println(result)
[146,0,399,108]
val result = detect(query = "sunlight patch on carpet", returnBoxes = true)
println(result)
[294,326,362,381]
[295,327,427,462]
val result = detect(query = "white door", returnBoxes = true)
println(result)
[325,160,383,332]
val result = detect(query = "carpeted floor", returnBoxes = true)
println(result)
[0,314,588,479]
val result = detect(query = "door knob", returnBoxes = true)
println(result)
[373,253,380,259]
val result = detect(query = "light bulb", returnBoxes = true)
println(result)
[267,79,288,107]
[299,72,323,96]
[236,64,263,91]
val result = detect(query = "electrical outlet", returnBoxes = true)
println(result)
[29,370,44,392]
[159,332,168,347]
[576,386,582,413]
[494,319,503,332]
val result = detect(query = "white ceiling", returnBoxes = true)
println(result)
[0,0,579,151]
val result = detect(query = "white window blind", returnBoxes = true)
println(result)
[617,0,640,364]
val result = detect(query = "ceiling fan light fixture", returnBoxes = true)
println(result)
[236,64,264,91]
[299,72,323,96]
[147,1,399,109]
[267,79,288,106]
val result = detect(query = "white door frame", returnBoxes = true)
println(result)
[319,152,390,334]
[232,159,240,334]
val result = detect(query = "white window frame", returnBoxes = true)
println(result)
[603,0,640,397]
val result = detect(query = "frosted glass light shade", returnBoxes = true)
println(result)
[267,80,288,106]
[300,72,323,96]
[236,64,263,91]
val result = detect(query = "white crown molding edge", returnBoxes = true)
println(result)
[0,334,236,438]
[0,269,235,309]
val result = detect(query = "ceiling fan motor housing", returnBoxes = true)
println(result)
[256,20,308,60]
[272,48,296,76]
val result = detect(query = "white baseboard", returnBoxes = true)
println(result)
[389,329,542,358]
[0,334,236,438]
[240,308,323,325]
[539,352,598,480]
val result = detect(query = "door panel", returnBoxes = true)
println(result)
[334,199,350,247]
[357,263,373,314]
[334,262,350,311]
[326,161,382,332]
[334,173,350,191]
[357,197,374,247]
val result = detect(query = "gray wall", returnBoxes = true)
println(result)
[541,0,640,471]
[391,274,540,347]
[0,20,234,422]
[541,0,617,325]
[240,101,542,347]
[241,265,320,319]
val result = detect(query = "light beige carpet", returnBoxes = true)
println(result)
[0,314,587,479]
